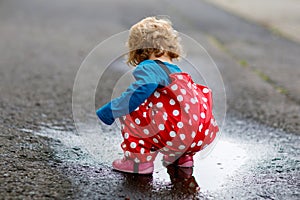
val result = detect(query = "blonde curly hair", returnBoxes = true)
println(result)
[127,17,183,66]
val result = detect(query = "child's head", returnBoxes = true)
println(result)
[127,16,182,66]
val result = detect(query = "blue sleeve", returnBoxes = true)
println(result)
[96,63,168,125]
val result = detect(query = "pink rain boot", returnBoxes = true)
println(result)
[112,158,154,174]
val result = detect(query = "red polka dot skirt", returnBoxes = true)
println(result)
[119,73,219,163]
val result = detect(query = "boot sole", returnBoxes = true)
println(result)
[113,166,154,174]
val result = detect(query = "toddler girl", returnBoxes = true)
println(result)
[96,17,219,174]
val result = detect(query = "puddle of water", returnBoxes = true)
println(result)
[19,118,300,199]
[20,123,249,192]
[154,140,248,191]
[23,124,123,165]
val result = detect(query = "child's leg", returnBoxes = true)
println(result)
[161,118,219,168]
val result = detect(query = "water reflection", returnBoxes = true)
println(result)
[154,140,248,192]
[120,164,200,199]
[121,173,154,196]
[117,139,247,198]
[166,165,200,194]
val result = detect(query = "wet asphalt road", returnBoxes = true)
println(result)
[0,0,299,199]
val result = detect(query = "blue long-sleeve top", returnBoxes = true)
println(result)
[96,59,182,125]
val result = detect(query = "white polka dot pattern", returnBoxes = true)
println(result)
[163,147,169,151]
[139,140,144,145]
[191,131,196,138]
[178,145,185,150]
[177,95,183,102]
[153,138,159,143]
[177,122,183,128]
[205,129,209,136]
[143,112,147,117]
[190,97,196,104]
[201,112,206,119]
[163,112,168,120]
[184,103,190,113]
[191,142,196,148]
[171,84,178,90]
[197,140,203,146]
[180,89,186,95]
[124,132,129,139]
[154,91,160,98]
[169,131,176,137]
[143,129,149,135]
[180,134,186,140]
[118,73,219,164]
[135,118,140,125]
[169,99,175,105]
[158,124,165,130]
[125,151,130,157]
[166,141,173,146]
[130,142,136,148]
[203,88,209,93]
[193,114,198,121]
[173,110,179,116]
[198,124,203,132]
[156,102,163,108]
[146,156,152,161]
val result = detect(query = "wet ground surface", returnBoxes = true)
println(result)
[1,0,300,199]
[17,114,299,199]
